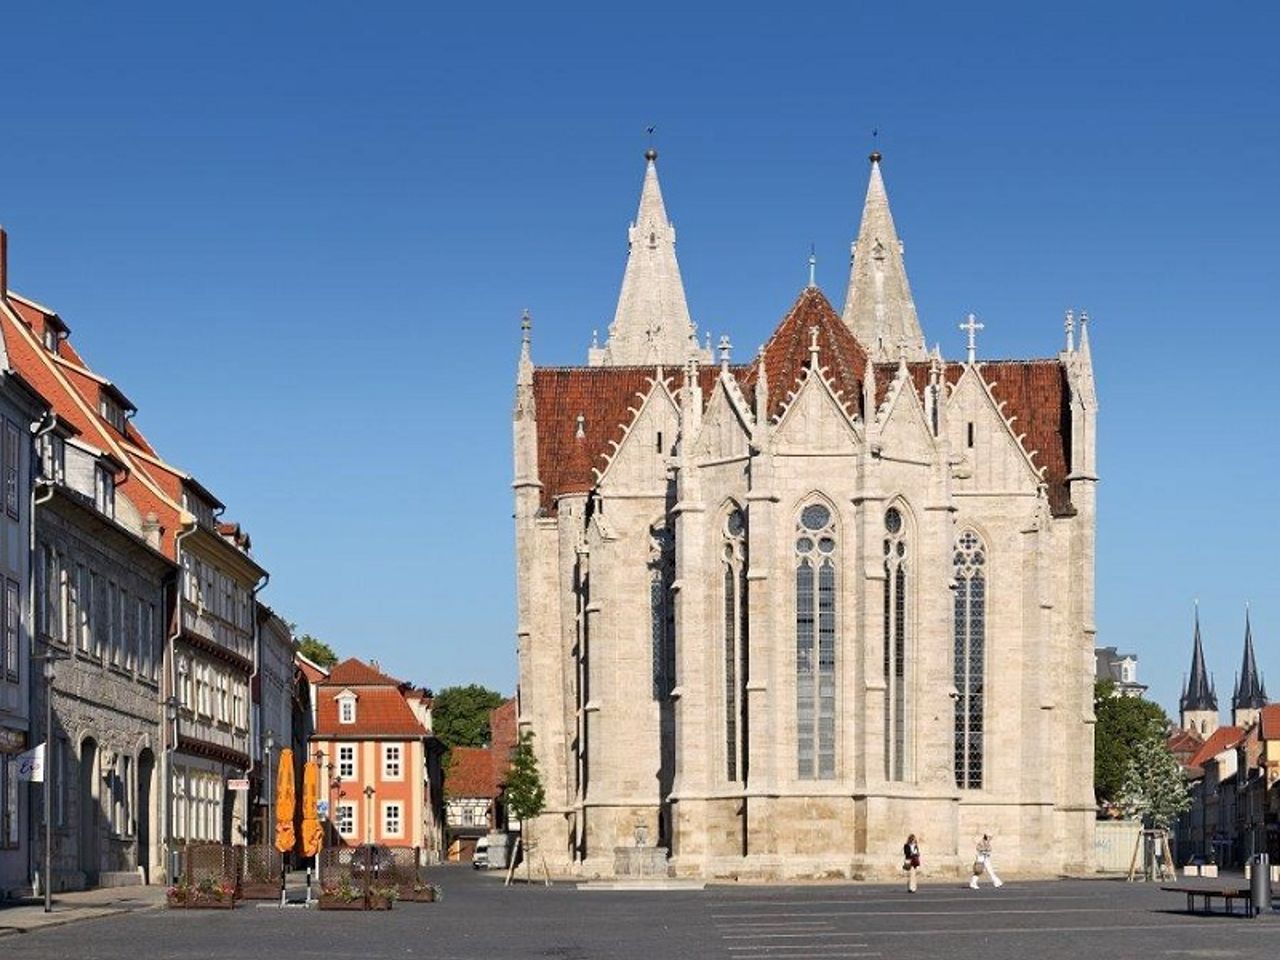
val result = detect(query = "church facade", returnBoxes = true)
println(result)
[513,150,1099,879]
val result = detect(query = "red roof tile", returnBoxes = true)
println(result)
[446,746,501,800]
[1259,704,1280,741]
[1188,726,1244,769]
[326,657,402,687]
[490,698,518,762]
[315,686,428,738]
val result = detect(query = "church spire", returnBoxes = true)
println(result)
[1181,604,1219,723]
[1233,604,1267,724]
[841,151,926,362]
[590,149,705,367]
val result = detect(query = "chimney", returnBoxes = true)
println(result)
[0,226,7,297]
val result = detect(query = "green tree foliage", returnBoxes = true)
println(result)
[297,634,339,668]
[432,684,506,749]
[1117,737,1192,828]
[1093,680,1171,805]
[503,731,546,884]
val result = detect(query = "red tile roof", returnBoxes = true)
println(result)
[446,746,501,800]
[1188,726,1244,770]
[326,657,402,687]
[531,286,1074,517]
[313,658,429,738]
[1259,704,1280,741]
[490,698,518,762]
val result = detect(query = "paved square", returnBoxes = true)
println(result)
[3,869,1278,959]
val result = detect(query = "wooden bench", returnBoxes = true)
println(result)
[1161,884,1255,917]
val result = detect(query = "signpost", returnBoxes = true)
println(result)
[227,778,250,792]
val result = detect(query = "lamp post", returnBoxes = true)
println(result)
[363,785,375,844]
[164,696,179,883]
[34,652,66,913]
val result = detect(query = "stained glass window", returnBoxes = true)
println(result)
[884,507,909,782]
[723,509,748,782]
[650,525,676,699]
[797,501,837,779]
[953,530,986,789]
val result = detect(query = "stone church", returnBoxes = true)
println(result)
[513,149,1098,879]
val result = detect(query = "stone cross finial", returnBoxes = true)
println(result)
[960,313,984,365]
[808,245,817,288]
[591,328,599,349]
[521,308,532,344]
[808,326,820,368]
[718,335,732,368]
[1064,310,1075,352]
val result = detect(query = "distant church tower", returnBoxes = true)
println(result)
[1180,607,1219,736]
[1232,606,1267,728]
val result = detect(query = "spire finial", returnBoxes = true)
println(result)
[1064,309,1075,352]
[521,308,532,345]
[807,243,817,288]
[718,334,732,369]
[808,326,820,368]
[591,328,599,349]
[960,312,985,365]
[645,125,657,163]
[869,127,881,165]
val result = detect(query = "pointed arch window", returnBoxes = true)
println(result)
[953,530,986,790]
[650,524,676,700]
[797,502,837,780]
[884,506,909,782]
[722,508,748,782]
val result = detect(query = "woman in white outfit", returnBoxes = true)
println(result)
[970,834,1003,889]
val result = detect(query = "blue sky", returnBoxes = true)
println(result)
[1,3,1276,715]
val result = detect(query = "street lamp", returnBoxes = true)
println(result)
[33,652,67,913]
[261,730,275,847]
[363,785,375,844]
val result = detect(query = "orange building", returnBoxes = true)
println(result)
[311,658,444,854]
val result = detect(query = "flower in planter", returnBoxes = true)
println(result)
[411,881,443,901]
[370,884,400,902]
[321,878,363,903]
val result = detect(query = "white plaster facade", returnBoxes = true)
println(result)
[514,152,1100,881]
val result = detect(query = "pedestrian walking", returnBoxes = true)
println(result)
[903,834,921,893]
[969,833,1003,889]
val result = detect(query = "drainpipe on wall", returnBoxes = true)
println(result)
[163,517,198,883]
[27,410,56,897]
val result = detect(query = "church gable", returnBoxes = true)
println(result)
[595,373,680,494]
[773,370,860,453]
[876,366,937,464]
[695,375,753,462]
[947,366,1044,494]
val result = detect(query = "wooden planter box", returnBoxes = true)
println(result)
[318,896,367,910]
[168,896,236,909]
[239,882,282,900]
[367,895,394,911]
[400,888,437,902]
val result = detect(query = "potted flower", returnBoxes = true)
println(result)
[166,880,193,908]
[407,880,442,903]
[367,884,398,911]
[318,877,366,910]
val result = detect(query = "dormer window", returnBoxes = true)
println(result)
[40,433,66,484]
[43,328,59,353]
[338,692,357,725]
[100,396,125,432]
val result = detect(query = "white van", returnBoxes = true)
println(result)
[472,835,490,870]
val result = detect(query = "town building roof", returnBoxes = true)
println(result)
[314,657,430,738]
[445,746,502,800]
[1187,726,1245,770]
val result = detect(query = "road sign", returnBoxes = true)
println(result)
[227,778,250,791]
[317,799,330,819]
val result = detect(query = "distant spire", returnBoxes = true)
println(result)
[1064,310,1075,352]
[841,151,926,361]
[807,244,817,289]
[592,149,700,366]
[1233,603,1268,711]
[1181,603,1218,713]
[517,308,534,386]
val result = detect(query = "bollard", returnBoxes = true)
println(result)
[1251,853,1271,918]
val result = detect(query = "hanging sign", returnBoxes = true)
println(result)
[15,742,45,782]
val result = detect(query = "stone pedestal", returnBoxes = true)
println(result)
[613,846,672,878]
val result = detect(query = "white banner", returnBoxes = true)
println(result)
[15,742,45,783]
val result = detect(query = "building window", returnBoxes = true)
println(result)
[953,529,986,790]
[100,396,126,432]
[337,745,355,779]
[107,582,120,666]
[3,419,19,521]
[649,524,675,699]
[383,802,402,838]
[3,579,18,683]
[796,501,837,780]
[54,738,68,828]
[94,464,116,519]
[339,696,356,725]
[884,506,909,782]
[39,433,66,484]
[43,326,59,352]
[383,744,402,780]
[336,802,356,838]
[77,565,91,652]
[723,507,748,782]
[1,755,18,848]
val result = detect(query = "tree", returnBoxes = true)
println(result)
[1093,680,1170,806]
[1116,737,1192,829]
[503,731,546,885]
[432,684,506,749]
[297,634,338,668]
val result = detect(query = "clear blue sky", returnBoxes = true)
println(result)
[2,3,1276,715]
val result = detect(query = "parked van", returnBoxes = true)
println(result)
[472,835,490,870]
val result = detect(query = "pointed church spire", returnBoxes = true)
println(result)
[591,149,705,367]
[1233,603,1267,715]
[1181,603,1218,714]
[841,151,926,362]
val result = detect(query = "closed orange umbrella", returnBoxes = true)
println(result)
[274,748,296,854]
[301,759,324,858]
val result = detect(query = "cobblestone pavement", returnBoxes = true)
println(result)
[2,868,1278,959]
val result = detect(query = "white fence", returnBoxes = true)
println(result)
[1094,819,1142,872]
